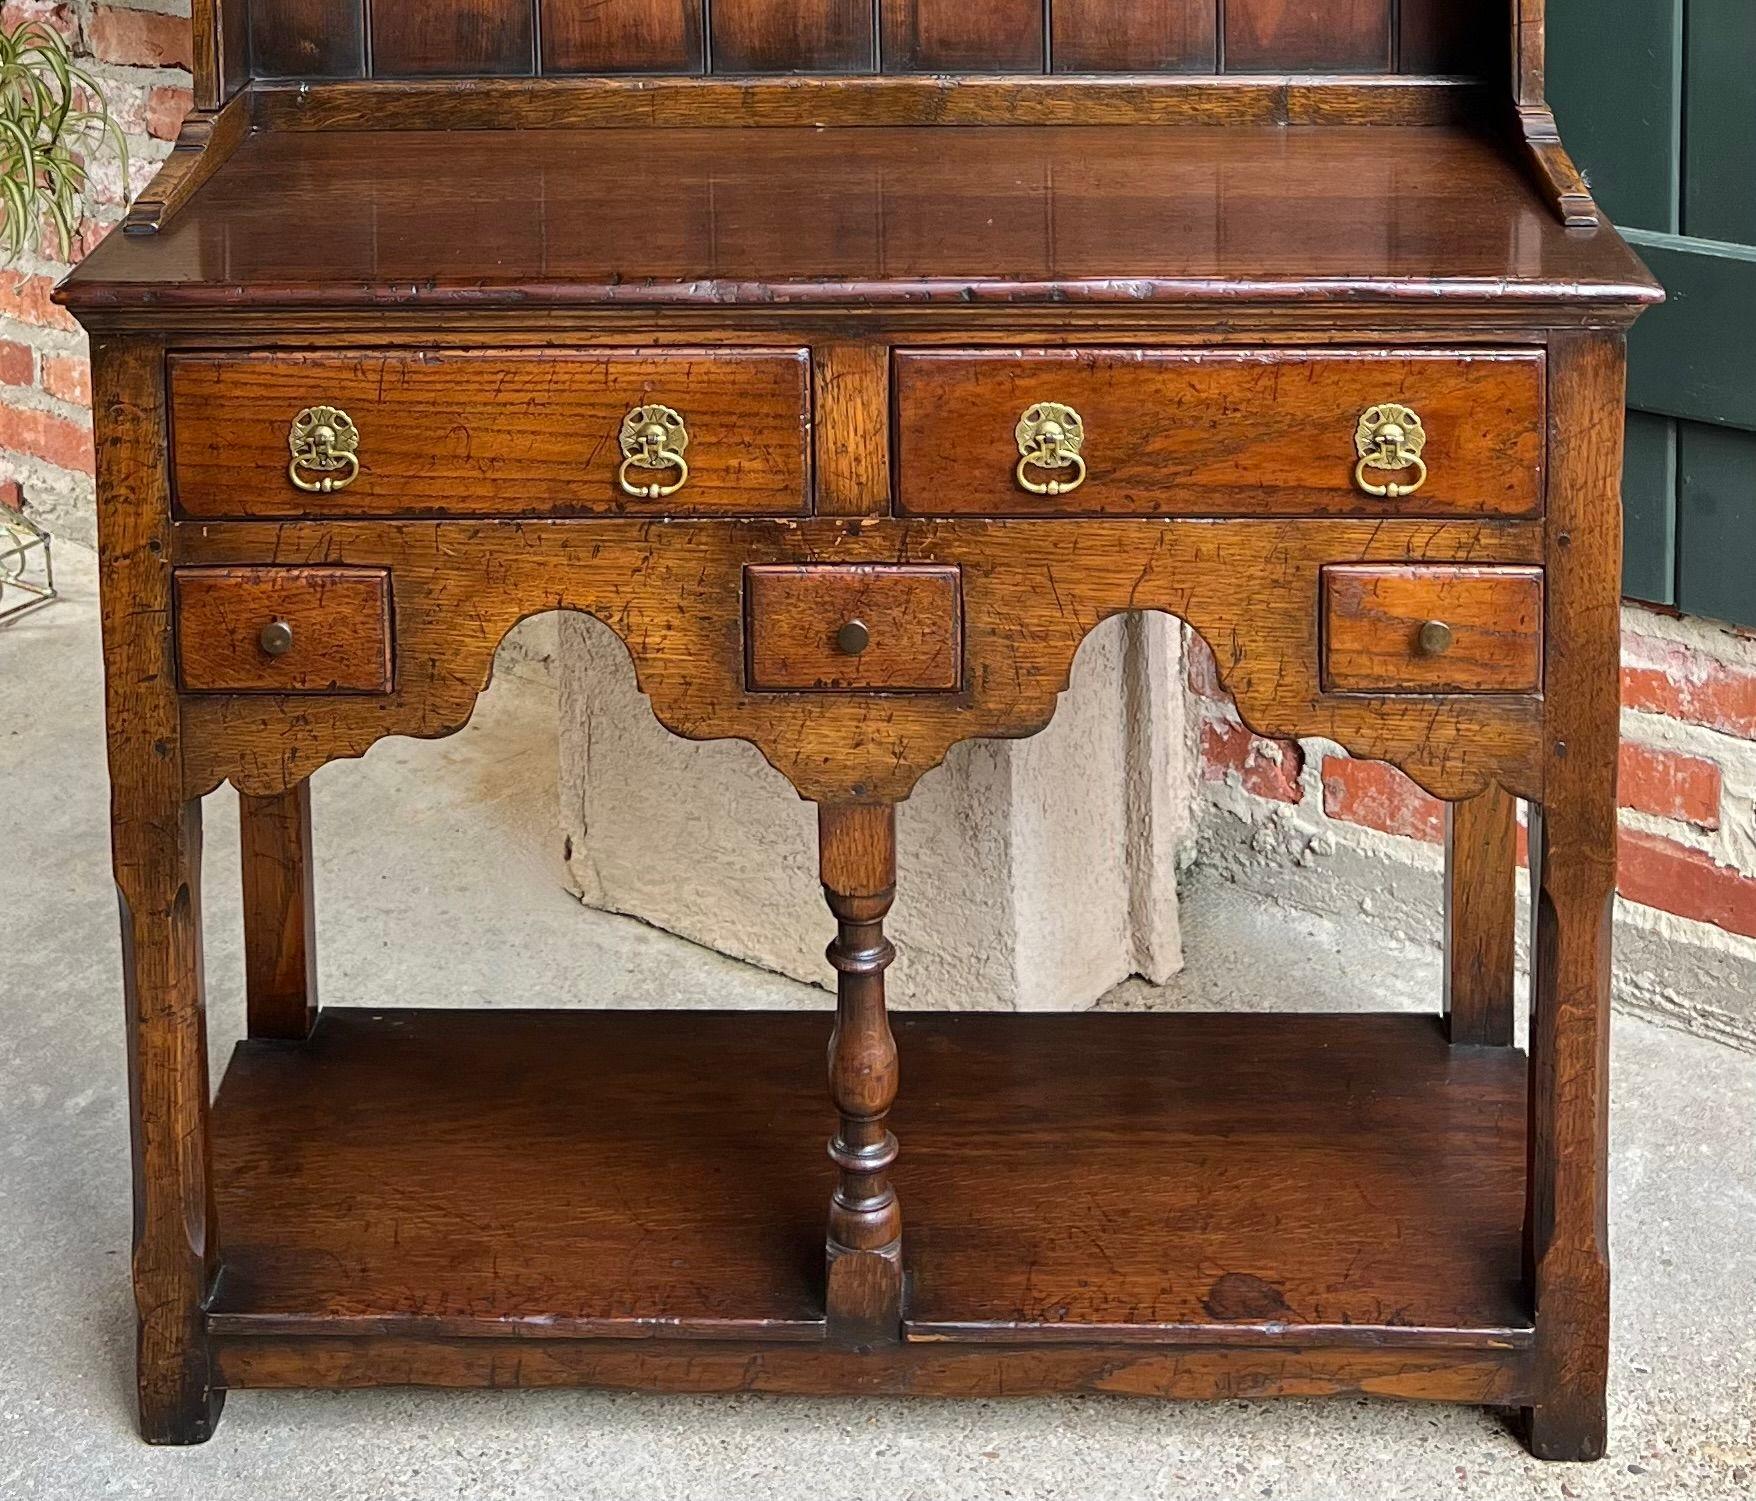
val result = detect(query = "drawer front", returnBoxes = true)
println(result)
[169,349,811,519]
[176,567,393,694]
[745,565,962,692]
[1322,566,1543,695]
[894,350,1544,519]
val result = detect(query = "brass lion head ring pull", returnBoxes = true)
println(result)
[1354,403,1429,500]
[287,405,361,495]
[1015,402,1088,498]
[618,404,691,500]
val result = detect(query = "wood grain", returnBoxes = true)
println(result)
[1321,565,1544,695]
[542,0,703,72]
[881,0,1043,72]
[168,349,811,519]
[1522,331,1624,1461]
[122,96,249,235]
[811,341,890,517]
[370,0,534,76]
[1224,0,1393,71]
[248,0,365,77]
[1445,786,1519,1047]
[710,0,873,72]
[175,567,393,694]
[239,783,319,1040]
[895,350,1547,519]
[1050,0,1216,72]
[94,335,225,1444]
[745,566,963,693]
[171,516,1549,806]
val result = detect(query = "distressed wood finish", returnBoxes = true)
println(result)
[72,0,1652,1459]
[171,517,1549,806]
[1522,332,1624,1461]
[1321,566,1545,695]
[239,783,318,1040]
[168,349,812,519]
[95,336,225,1444]
[1445,786,1519,1048]
[895,350,1547,519]
[745,566,963,693]
[174,567,393,694]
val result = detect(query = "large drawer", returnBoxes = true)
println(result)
[894,349,1545,519]
[169,349,812,519]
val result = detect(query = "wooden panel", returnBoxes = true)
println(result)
[881,0,1042,72]
[1321,565,1543,695]
[370,0,534,76]
[1398,0,1498,74]
[894,350,1546,519]
[1444,787,1518,1048]
[1224,0,1392,71]
[168,349,811,519]
[710,0,873,72]
[249,0,366,77]
[745,565,963,692]
[542,0,703,73]
[1050,0,1216,72]
[239,784,318,1040]
[175,567,393,694]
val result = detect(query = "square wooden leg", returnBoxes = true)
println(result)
[1444,785,1519,1046]
[240,783,319,1040]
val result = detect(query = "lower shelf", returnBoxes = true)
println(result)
[207,1007,1534,1401]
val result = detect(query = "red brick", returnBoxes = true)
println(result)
[0,477,22,512]
[145,83,192,140]
[1618,741,1722,830]
[0,403,95,473]
[0,271,79,333]
[0,337,34,386]
[1321,755,1444,842]
[2,2,75,39]
[87,5,192,70]
[1201,718,1304,804]
[1623,634,1756,740]
[40,352,91,406]
[1618,829,1756,939]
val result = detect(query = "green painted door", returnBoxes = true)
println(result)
[1550,0,1756,627]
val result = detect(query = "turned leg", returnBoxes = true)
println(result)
[1522,331,1623,1461]
[240,783,318,1039]
[818,802,903,1344]
[1444,785,1518,1046]
[98,336,224,1443]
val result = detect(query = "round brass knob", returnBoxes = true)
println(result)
[836,619,871,656]
[259,619,295,657]
[1417,620,1454,657]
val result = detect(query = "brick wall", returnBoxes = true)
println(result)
[0,0,190,546]
[1194,602,1756,977]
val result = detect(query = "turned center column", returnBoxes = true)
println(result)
[818,802,903,1345]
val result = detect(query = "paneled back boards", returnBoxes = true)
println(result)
[246,0,1502,79]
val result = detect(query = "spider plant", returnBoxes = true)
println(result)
[0,20,127,260]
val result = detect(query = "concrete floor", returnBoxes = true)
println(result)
[3,544,1754,1500]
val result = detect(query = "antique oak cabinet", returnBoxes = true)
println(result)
[59,0,1659,1459]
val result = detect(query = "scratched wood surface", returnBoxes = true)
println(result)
[175,566,393,693]
[170,516,1547,805]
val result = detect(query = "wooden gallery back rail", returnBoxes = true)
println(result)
[58,0,1660,1461]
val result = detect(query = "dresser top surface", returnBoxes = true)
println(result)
[61,123,1659,316]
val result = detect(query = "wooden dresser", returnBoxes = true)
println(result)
[59,0,1661,1459]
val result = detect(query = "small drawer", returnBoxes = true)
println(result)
[175,567,393,694]
[745,565,961,693]
[894,349,1545,519]
[1322,565,1543,695]
[168,348,811,519]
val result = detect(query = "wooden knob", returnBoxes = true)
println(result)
[1417,620,1454,657]
[836,619,871,656]
[259,619,295,657]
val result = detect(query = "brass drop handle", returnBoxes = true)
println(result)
[837,619,871,656]
[259,619,295,657]
[1015,402,1088,497]
[288,405,361,494]
[618,404,691,500]
[1354,403,1429,499]
[1417,620,1454,657]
